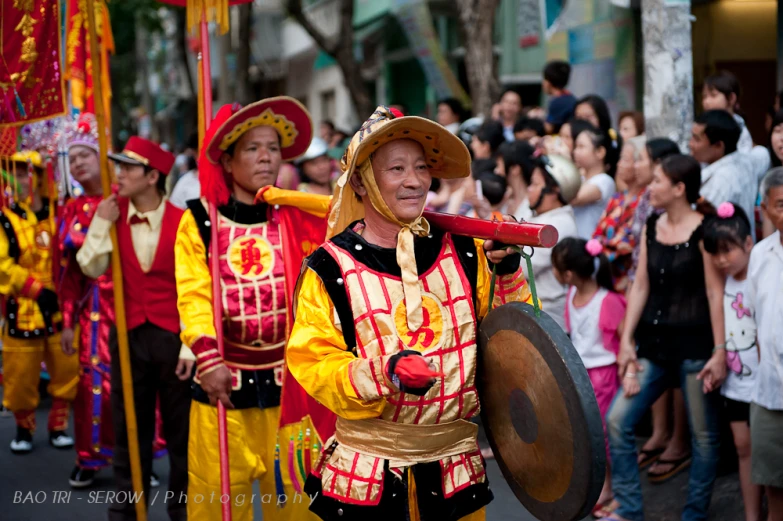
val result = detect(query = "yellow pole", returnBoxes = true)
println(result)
[84,1,147,520]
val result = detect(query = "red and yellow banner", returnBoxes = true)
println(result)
[0,0,67,126]
[158,0,253,34]
[66,0,114,121]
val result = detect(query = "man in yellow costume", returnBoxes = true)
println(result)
[287,106,535,521]
[1,149,78,454]
[175,97,332,521]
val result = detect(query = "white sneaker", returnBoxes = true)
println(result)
[49,431,74,449]
[150,472,160,488]
[10,438,33,454]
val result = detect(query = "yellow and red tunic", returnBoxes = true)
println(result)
[287,222,532,521]
[0,200,61,337]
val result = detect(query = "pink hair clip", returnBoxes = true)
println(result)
[585,239,603,257]
[717,202,735,219]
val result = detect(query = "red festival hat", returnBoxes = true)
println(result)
[200,97,313,206]
[109,136,176,175]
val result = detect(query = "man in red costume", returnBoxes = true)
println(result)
[59,116,168,489]
[175,97,333,521]
[77,137,189,521]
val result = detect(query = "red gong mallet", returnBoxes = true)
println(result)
[422,212,558,248]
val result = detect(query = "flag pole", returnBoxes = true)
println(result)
[197,7,233,521]
[84,1,147,520]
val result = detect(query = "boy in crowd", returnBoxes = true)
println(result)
[702,71,753,153]
[543,60,577,134]
[514,117,546,142]
[748,168,783,521]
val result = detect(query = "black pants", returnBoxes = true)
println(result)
[109,322,190,521]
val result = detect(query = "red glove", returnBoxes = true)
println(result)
[386,350,444,396]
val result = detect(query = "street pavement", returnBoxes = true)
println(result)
[0,392,746,520]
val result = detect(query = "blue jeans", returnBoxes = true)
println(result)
[607,358,721,521]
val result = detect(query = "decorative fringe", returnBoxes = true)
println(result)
[274,438,285,502]
[288,436,302,494]
[186,0,230,35]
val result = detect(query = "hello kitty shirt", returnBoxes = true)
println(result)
[721,276,758,403]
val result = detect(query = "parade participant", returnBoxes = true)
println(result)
[175,97,331,521]
[287,105,535,521]
[1,149,78,454]
[296,137,334,195]
[76,137,189,521]
[59,116,167,489]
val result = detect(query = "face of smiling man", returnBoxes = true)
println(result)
[364,139,433,223]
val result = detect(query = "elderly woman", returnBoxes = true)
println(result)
[591,135,647,292]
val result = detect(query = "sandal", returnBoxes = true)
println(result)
[637,447,664,469]
[647,455,691,483]
[592,499,619,518]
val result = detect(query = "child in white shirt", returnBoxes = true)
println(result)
[570,127,618,239]
[704,202,760,521]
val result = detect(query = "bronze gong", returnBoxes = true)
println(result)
[478,302,606,521]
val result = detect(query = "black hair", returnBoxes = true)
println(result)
[499,88,522,104]
[552,237,614,291]
[543,61,571,90]
[533,162,568,207]
[575,94,612,135]
[474,120,506,156]
[471,158,497,179]
[144,166,168,195]
[321,120,335,131]
[578,126,623,178]
[567,118,597,143]
[704,71,741,111]
[438,98,467,123]
[694,110,741,156]
[646,138,680,164]
[186,155,197,171]
[498,140,536,184]
[513,117,545,137]
[703,203,752,254]
[477,171,508,206]
[659,154,702,204]
[767,109,783,167]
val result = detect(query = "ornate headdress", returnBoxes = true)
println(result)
[20,118,65,157]
[64,113,100,153]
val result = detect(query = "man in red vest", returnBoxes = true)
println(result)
[76,137,190,521]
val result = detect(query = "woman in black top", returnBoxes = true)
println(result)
[604,155,727,521]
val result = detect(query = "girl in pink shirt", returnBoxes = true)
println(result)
[553,237,627,516]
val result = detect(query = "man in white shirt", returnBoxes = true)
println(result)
[747,168,783,520]
[168,155,199,209]
[690,110,761,238]
[522,154,581,330]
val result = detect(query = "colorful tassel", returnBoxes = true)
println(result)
[274,439,285,502]
[296,429,306,486]
[14,89,26,118]
[288,436,302,494]
[304,428,312,477]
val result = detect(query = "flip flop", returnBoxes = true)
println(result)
[647,455,692,483]
[637,447,664,469]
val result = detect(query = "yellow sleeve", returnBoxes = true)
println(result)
[175,209,217,348]
[287,267,389,420]
[474,238,534,321]
[0,225,30,296]
[75,215,112,279]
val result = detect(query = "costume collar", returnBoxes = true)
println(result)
[127,197,167,230]
[218,197,269,225]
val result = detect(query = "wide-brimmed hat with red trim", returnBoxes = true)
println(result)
[199,97,313,206]
[109,136,176,175]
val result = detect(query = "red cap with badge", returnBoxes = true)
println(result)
[109,137,176,175]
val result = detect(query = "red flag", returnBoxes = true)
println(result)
[66,0,114,124]
[0,0,66,125]
[256,187,337,443]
